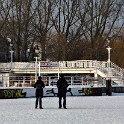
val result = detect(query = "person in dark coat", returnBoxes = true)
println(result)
[57,74,69,109]
[34,76,45,109]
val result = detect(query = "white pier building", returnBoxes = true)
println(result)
[0,60,123,87]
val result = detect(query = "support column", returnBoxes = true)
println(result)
[38,62,40,76]
[49,77,51,86]
[94,73,98,78]
[94,73,98,86]
[71,76,73,85]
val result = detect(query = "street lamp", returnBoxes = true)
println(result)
[10,47,14,63]
[34,56,38,82]
[7,37,14,68]
[34,45,41,82]
[27,48,30,61]
[106,46,112,64]
[106,42,112,78]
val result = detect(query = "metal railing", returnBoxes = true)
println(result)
[0,75,105,87]
[0,60,124,86]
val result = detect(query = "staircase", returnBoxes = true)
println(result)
[58,60,123,85]
[96,61,124,85]
[58,60,124,85]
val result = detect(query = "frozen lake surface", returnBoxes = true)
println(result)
[0,93,124,124]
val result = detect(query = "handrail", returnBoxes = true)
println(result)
[0,60,123,86]
[0,62,35,70]
[110,62,123,76]
[59,60,97,68]
[0,60,123,77]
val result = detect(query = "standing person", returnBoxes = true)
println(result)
[34,76,45,109]
[57,74,69,109]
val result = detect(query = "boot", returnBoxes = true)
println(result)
[59,97,62,108]
[63,97,66,109]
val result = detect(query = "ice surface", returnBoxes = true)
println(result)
[0,93,124,124]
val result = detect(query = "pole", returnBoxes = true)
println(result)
[106,46,111,63]
[35,57,38,82]
[10,50,14,68]
[106,46,112,78]
[58,61,60,79]
[38,61,40,76]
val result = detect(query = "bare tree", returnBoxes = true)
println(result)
[0,0,11,34]
[52,0,80,61]
[32,0,54,61]
[0,0,124,65]
[5,0,35,61]
[77,0,124,60]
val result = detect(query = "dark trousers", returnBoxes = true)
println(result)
[59,96,66,108]
[35,96,42,108]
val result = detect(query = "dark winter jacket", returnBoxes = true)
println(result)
[57,77,69,97]
[34,79,45,97]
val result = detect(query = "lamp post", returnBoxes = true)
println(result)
[34,45,41,82]
[106,46,112,77]
[106,45,112,96]
[106,46,112,64]
[34,57,38,82]
[26,48,30,61]
[7,37,14,87]
[7,37,14,69]
[10,47,14,63]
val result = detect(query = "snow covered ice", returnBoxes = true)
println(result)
[1,94,124,124]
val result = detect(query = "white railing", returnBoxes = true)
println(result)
[0,60,123,77]
[110,62,123,76]
[59,60,97,68]
[0,60,124,86]
[0,60,98,70]
[0,62,35,70]
[0,75,104,87]
[96,61,107,74]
